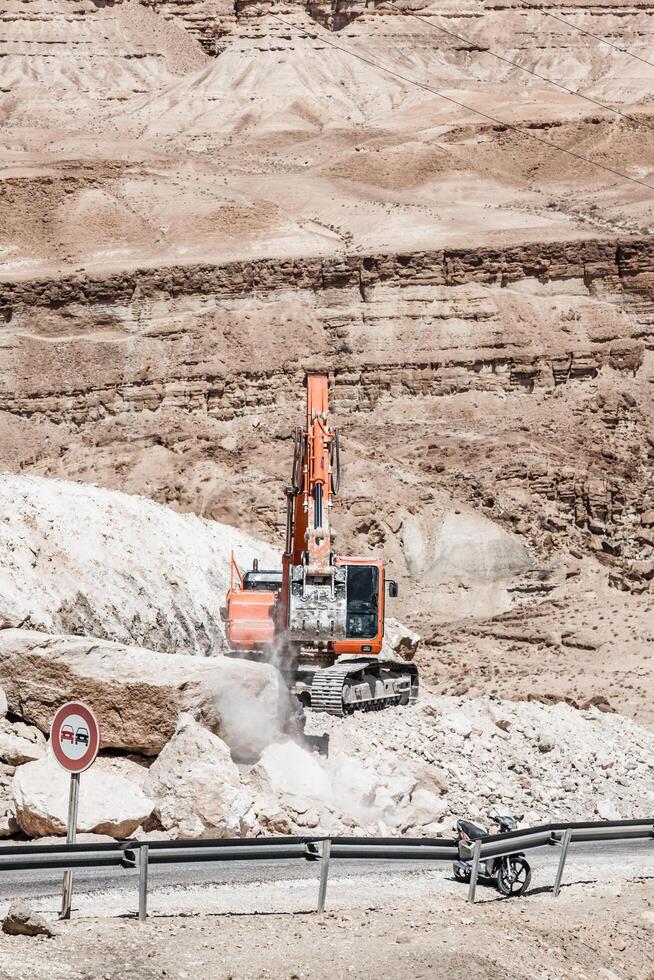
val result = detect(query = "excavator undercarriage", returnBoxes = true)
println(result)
[300,658,419,715]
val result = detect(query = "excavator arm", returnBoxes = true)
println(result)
[281,373,347,644]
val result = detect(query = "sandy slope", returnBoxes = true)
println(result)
[2,878,652,979]
[1,0,653,276]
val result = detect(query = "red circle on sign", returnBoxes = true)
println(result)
[50,702,100,773]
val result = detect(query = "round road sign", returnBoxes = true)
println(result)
[50,702,100,773]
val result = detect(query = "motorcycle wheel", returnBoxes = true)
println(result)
[453,862,471,883]
[496,857,531,897]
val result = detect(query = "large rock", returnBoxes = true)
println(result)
[0,722,46,767]
[0,629,290,757]
[2,900,54,938]
[13,753,153,838]
[381,618,420,661]
[144,714,252,839]
[0,473,278,656]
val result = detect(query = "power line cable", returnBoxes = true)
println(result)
[383,0,654,132]
[270,14,654,194]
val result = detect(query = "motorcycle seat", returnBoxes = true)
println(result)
[457,819,488,840]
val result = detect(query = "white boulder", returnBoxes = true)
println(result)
[144,714,252,839]
[0,723,46,767]
[13,753,153,838]
[403,788,448,829]
[381,618,420,661]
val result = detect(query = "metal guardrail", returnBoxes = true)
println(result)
[0,819,649,919]
[125,835,459,917]
[0,840,134,872]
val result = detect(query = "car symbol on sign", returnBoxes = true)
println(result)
[75,727,89,746]
[60,724,75,744]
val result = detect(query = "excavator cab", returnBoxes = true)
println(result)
[331,557,384,655]
[345,564,379,638]
[242,564,282,592]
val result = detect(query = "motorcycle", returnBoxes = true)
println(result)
[453,814,532,897]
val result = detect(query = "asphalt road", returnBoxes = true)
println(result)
[0,840,650,918]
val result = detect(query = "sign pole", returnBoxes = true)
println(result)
[50,700,100,923]
[60,771,80,920]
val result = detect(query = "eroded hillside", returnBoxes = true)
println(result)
[1,0,653,275]
[1,0,653,723]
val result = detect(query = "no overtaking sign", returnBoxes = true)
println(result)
[50,701,100,774]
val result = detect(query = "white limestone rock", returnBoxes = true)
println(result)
[144,714,252,839]
[12,753,154,838]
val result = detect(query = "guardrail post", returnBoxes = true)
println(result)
[317,839,331,913]
[467,840,482,904]
[138,845,149,922]
[553,829,571,898]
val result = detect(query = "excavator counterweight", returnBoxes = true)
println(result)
[225,372,418,716]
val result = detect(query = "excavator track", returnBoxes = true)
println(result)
[309,659,419,717]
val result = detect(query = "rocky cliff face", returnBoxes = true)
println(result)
[144,0,235,53]
[1,236,653,630]
[145,0,654,53]
[2,0,653,277]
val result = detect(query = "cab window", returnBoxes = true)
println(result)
[346,565,379,639]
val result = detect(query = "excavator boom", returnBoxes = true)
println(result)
[282,373,347,645]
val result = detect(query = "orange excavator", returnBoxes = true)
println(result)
[224,372,419,716]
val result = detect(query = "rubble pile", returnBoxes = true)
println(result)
[309,695,654,832]
[244,696,654,837]
[0,687,651,840]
